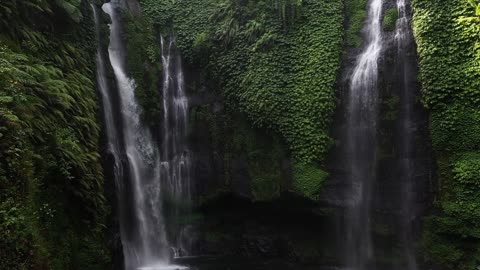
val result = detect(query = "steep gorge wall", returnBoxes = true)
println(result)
[119,0,345,265]
[0,0,111,269]
[122,0,435,267]
[1,0,478,269]
[127,0,345,203]
[412,0,480,269]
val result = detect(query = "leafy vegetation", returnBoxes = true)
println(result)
[291,162,327,201]
[221,116,285,201]
[8,0,480,268]
[383,8,398,32]
[412,0,480,268]
[140,0,343,200]
[123,11,163,132]
[0,0,110,269]
[345,0,368,47]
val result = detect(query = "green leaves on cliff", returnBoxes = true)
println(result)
[345,0,368,47]
[140,0,342,201]
[292,163,327,201]
[383,8,398,32]
[0,0,109,268]
[223,0,343,163]
[412,0,480,268]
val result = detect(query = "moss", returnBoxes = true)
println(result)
[137,0,345,202]
[143,0,343,165]
[291,162,327,201]
[0,0,110,268]
[430,104,480,152]
[123,11,163,130]
[345,0,368,47]
[383,7,398,31]
[412,0,480,268]
[230,117,286,201]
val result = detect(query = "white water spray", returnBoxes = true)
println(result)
[344,0,383,269]
[101,1,169,269]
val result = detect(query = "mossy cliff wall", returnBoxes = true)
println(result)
[412,0,480,269]
[123,0,431,266]
[119,0,345,265]
[0,0,111,269]
[134,0,344,204]
[1,0,478,268]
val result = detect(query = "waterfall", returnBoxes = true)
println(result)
[92,4,122,179]
[344,0,383,269]
[159,36,193,256]
[94,1,192,268]
[100,1,170,269]
[395,0,418,269]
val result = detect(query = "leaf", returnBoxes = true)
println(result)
[468,0,477,8]
[55,0,83,22]
[0,96,13,103]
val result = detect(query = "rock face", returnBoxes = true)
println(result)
[179,47,339,269]
[101,0,435,269]
[168,2,434,268]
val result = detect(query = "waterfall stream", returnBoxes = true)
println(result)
[103,1,169,268]
[344,0,383,268]
[95,1,168,269]
[92,4,122,183]
[92,0,423,269]
[93,1,192,269]
[341,0,422,269]
[159,35,193,256]
[395,0,418,269]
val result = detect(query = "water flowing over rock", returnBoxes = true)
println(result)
[93,1,192,269]
[343,0,383,268]
[102,1,169,268]
[325,0,431,269]
[94,1,193,268]
[159,35,193,256]
[394,0,419,269]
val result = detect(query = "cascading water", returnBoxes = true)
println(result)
[394,0,418,269]
[159,36,193,256]
[94,1,192,269]
[100,1,170,269]
[92,4,122,180]
[344,0,383,268]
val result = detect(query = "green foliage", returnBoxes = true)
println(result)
[140,0,343,201]
[141,0,217,63]
[0,0,110,268]
[383,8,398,32]
[345,0,368,47]
[230,118,286,201]
[209,0,342,163]
[412,0,480,268]
[123,11,163,130]
[55,0,83,22]
[466,0,480,16]
[291,162,327,201]
[430,104,480,151]
[421,154,480,269]
[268,0,303,30]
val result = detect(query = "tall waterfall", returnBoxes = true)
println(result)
[100,1,169,269]
[395,0,418,269]
[92,4,122,178]
[344,0,383,268]
[159,36,193,256]
[94,1,192,269]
